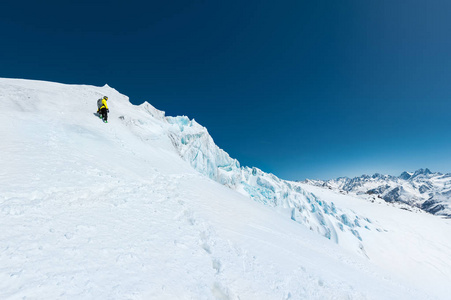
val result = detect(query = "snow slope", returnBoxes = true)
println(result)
[1,78,451,299]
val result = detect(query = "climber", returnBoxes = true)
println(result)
[97,96,109,123]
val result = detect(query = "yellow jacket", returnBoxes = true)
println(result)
[100,99,108,110]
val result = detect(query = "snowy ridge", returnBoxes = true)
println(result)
[0,77,378,248]
[305,168,451,217]
[165,115,377,247]
[1,78,451,299]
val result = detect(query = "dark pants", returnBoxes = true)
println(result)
[100,107,108,121]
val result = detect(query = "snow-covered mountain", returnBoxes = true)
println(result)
[305,168,451,218]
[1,78,451,299]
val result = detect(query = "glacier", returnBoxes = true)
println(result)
[1,78,451,299]
[164,111,379,247]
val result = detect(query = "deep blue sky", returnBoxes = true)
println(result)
[2,0,451,180]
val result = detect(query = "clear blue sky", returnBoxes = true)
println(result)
[2,0,451,180]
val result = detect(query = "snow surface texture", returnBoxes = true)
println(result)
[1,78,451,299]
[305,169,451,217]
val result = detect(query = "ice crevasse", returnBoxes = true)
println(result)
[162,111,376,248]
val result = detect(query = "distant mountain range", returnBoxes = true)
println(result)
[304,168,451,218]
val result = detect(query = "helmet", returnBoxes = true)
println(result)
[103,96,108,100]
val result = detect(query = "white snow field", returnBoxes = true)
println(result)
[1,78,451,299]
